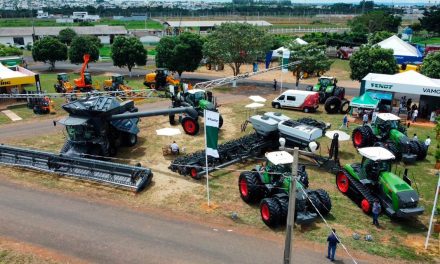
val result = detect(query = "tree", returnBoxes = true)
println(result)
[368,31,393,44]
[68,35,100,64]
[32,37,67,70]
[0,44,22,56]
[286,42,332,87]
[421,52,440,79]
[419,8,440,34]
[349,11,402,33]
[58,28,77,46]
[155,32,203,77]
[111,36,147,76]
[349,45,398,81]
[203,23,273,76]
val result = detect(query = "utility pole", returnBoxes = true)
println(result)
[283,147,298,264]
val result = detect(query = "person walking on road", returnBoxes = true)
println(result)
[273,79,277,91]
[372,200,381,227]
[326,229,339,261]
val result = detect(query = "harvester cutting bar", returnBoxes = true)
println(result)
[0,144,153,192]
[169,133,275,179]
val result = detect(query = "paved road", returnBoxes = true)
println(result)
[0,180,357,264]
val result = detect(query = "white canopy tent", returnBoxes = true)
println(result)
[271,47,289,58]
[377,35,423,64]
[294,38,308,45]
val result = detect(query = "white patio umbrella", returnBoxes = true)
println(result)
[245,102,265,109]
[156,128,181,136]
[249,95,267,103]
[325,130,351,141]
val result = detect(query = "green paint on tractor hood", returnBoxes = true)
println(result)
[199,99,216,111]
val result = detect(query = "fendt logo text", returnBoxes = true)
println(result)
[370,83,393,89]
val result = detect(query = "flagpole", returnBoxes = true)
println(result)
[204,109,210,207]
[425,172,440,249]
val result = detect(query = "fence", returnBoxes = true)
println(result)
[269,27,350,34]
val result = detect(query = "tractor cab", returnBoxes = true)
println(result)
[57,73,69,83]
[257,151,294,189]
[183,89,217,112]
[372,113,407,139]
[112,74,124,87]
[354,147,395,184]
[314,76,336,92]
[84,72,92,85]
[155,68,169,87]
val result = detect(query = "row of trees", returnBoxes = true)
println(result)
[0,43,23,57]
[32,28,146,73]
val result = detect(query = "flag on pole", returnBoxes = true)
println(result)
[282,50,290,73]
[205,110,220,158]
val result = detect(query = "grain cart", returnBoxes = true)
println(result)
[168,88,223,134]
[352,113,426,163]
[307,76,349,114]
[58,95,198,158]
[336,147,424,218]
[239,151,332,228]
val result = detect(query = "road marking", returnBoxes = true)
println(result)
[1,110,22,121]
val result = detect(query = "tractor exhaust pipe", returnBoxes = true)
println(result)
[403,168,412,186]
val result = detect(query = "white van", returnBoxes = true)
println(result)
[271,90,319,113]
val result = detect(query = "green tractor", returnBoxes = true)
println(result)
[336,147,424,218]
[352,113,426,163]
[169,88,223,135]
[307,76,349,114]
[238,151,332,228]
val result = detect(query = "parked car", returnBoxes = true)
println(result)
[272,90,319,113]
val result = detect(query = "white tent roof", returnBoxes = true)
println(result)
[0,63,27,78]
[377,35,421,57]
[363,70,440,87]
[272,47,289,57]
[294,38,308,45]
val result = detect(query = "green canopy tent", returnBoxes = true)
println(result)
[350,92,379,110]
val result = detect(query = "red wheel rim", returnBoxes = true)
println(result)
[337,172,349,193]
[183,119,196,134]
[361,199,370,213]
[190,168,198,178]
[261,203,270,221]
[239,179,248,197]
[354,131,362,146]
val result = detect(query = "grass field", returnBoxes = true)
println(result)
[412,36,440,45]
[1,85,439,262]
[98,45,156,58]
[0,18,163,29]
[0,248,54,264]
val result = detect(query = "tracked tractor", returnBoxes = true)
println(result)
[103,74,134,97]
[352,113,426,163]
[54,73,73,93]
[168,89,223,135]
[307,76,349,114]
[239,151,332,228]
[144,68,180,90]
[336,147,424,218]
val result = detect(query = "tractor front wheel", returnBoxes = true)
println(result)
[386,142,402,162]
[352,126,373,148]
[336,170,350,194]
[181,117,199,135]
[415,141,427,160]
[123,133,138,147]
[169,114,176,125]
[315,189,332,216]
[340,100,350,114]
[324,96,341,114]
[260,197,281,228]
[275,197,289,225]
[238,171,263,204]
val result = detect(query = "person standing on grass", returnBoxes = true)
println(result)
[413,133,418,141]
[362,112,369,125]
[425,136,431,150]
[273,79,277,91]
[340,114,348,130]
[412,108,418,123]
[372,200,381,227]
[326,229,339,261]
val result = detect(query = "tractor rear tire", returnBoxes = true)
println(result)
[315,189,332,216]
[219,114,223,128]
[181,117,199,135]
[260,197,281,228]
[169,114,176,125]
[340,100,350,114]
[352,126,373,148]
[307,191,322,214]
[324,96,341,114]
[238,171,263,204]
[386,142,402,162]
[334,87,345,99]
[409,141,420,158]
[275,196,289,225]
[415,141,427,160]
